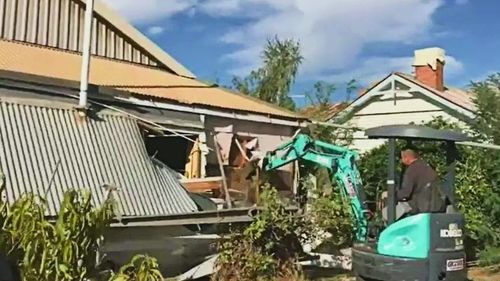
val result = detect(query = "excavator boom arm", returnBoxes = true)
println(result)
[264,134,368,241]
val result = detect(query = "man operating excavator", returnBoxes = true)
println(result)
[382,146,447,220]
[398,147,446,215]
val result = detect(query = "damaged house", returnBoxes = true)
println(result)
[0,0,306,276]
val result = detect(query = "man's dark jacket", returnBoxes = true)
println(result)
[397,159,446,214]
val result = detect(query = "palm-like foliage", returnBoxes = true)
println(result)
[0,172,164,280]
[232,37,303,111]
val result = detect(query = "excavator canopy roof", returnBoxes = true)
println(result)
[365,125,470,142]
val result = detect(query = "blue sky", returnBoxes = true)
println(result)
[103,0,499,106]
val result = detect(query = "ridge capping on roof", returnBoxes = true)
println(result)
[81,0,195,78]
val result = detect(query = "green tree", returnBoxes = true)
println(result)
[470,73,500,143]
[469,73,500,189]
[300,80,354,146]
[232,36,303,111]
[345,79,358,102]
[306,81,337,107]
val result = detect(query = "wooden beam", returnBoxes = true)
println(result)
[181,177,223,193]
[213,135,233,208]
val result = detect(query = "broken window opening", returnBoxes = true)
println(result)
[141,126,202,179]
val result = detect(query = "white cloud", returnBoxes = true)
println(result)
[325,55,464,84]
[196,0,444,77]
[220,46,262,76]
[102,0,460,83]
[197,0,292,18]
[198,0,240,16]
[147,26,165,35]
[102,0,196,23]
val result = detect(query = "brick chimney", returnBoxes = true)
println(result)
[412,47,446,91]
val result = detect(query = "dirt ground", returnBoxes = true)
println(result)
[468,266,500,281]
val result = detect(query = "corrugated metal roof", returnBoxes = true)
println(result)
[299,103,347,121]
[0,100,198,217]
[0,39,300,119]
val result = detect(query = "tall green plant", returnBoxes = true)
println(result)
[232,36,303,111]
[109,255,163,281]
[0,172,165,280]
[0,188,115,281]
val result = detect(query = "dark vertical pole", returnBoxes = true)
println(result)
[387,139,396,224]
[445,141,457,205]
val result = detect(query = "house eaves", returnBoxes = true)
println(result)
[0,68,306,128]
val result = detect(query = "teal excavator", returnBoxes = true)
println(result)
[263,125,468,281]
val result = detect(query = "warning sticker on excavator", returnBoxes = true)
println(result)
[346,177,356,197]
[446,258,464,271]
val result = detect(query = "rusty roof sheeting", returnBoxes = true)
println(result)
[0,40,300,119]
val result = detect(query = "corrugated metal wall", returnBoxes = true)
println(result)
[0,101,198,216]
[0,0,159,66]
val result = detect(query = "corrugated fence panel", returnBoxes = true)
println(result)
[0,101,198,216]
[0,0,161,67]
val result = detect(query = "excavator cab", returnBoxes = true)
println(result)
[353,124,469,281]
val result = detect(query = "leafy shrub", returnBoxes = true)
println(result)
[478,247,500,271]
[308,191,355,249]
[212,185,309,281]
[0,172,165,281]
[108,255,164,281]
[0,188,115,281]
[298,174,356,250]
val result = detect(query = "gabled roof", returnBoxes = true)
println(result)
[394,72,475,112]
[334,72,476,120]
[0,39,302,119]
[82,0,195,78]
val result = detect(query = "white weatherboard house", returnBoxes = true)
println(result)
[332,47,476,152]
